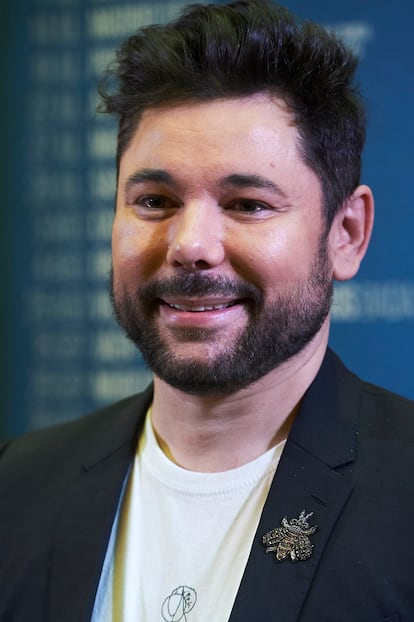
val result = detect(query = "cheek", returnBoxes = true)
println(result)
[229,226,303,286]
[112,216,166,281]
[229,217,324,296]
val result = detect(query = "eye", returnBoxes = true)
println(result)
[227,198,274,216]
[233,199,266,212]
[135,195,175,210]
[128,193,180,219]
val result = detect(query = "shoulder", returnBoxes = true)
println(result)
[328,348,414,422]
[335,348,414,442]
[331,360,414,486]
[358,376,414,436]
[356,380,414,473]
[360,378,414,411]
[0,386,152,488]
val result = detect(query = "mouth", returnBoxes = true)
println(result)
[156,294,251,332]
[160,298,241,313]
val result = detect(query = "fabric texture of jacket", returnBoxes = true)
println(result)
[1,348,413,622]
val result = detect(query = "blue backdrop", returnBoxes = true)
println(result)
[2,0,413,438]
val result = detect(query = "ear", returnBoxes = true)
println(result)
[329,184,374,281]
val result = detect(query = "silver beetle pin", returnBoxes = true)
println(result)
[262,510,318,562]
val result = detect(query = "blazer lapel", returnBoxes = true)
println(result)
[48,389,152,622]
[229,349,361,622]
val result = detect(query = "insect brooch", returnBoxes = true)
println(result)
[262,510,318,562]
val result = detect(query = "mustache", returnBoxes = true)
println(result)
[138,273,262,304]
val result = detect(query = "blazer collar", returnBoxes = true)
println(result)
[290,347,361,468]
[229,348,361,622]
[81,384,153,471]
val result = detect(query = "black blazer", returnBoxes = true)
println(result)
[1,349,414,622]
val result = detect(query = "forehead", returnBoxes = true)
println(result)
[118,94,321,202]
[126,94,296,153]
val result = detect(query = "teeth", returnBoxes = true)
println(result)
[168,302,232,312]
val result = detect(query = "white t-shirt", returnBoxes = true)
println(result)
[92,412,285,622]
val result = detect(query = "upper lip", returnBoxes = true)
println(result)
[160,297,240,311]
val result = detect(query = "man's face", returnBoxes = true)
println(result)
[111,95,334,396]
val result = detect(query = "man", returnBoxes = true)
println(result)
[1,1,414,621]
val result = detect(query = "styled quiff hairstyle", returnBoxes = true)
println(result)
[99,0,365,226]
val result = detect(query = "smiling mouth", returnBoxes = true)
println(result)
[161,299,240,312]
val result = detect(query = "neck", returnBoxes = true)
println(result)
[151,323,329,472]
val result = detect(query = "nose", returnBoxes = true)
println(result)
[166,201,225,270]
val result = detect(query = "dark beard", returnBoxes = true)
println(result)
[110,242,333,396]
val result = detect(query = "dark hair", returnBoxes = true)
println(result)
[99,0,366,226]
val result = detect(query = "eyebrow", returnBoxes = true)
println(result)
[125,168,174,192]
[219,173,288,198]
[124,168,287,198]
